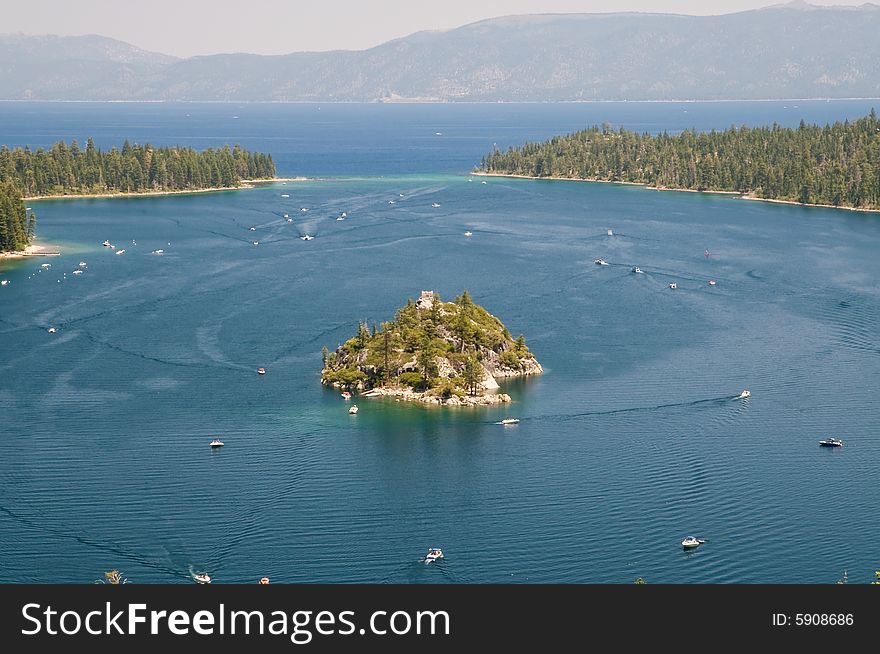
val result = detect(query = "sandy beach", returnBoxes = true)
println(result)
[23,177,309,202]
[0,244,61,260]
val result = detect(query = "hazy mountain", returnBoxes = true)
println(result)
[3,2,880,101]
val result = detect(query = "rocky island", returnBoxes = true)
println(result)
[321,291,543,406]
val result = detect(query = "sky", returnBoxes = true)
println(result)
[1,0,861,57]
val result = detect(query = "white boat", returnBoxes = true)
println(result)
[681,536,705,549]
[301,235,314,241]
[349,405,359,414]
[47,327,57,333]
[499,418,519,425]
[72,269,83,275]
[337,214,346,221]
[0,280,9,286]
[252,241,260,246]
[341,391,352,400]
[41,263,52,269]
[153,249,165,255]
[388,200,395,204]
[210,438,224,448]
[399,193,405,197]
[257,367,266,375]
[192,572,212,584]
[481,180,487,184]
[668,282,677,289]
[115,249,125,255]
[283,213,289,218]
[281,194,290,198]
[632,266,642,274]
[425,548,444,563]
[607,229,614,236]
[250,227,256,231]
[102,240,111,247]
[431,203,441,208]
[301,208,308,212]
[738,389,750,399]
[78,261,88,268]
[708,280,717,286]
[819,437,843,447]
[594,259,608,266]
[464,231,473,237]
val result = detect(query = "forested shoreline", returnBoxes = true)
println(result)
[0,139,276,199]
[479,111,880,210]
[0,182,34,252]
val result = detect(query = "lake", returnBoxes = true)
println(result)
[1,100,878,583]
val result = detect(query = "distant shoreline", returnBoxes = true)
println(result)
[24,177,308,202]
[471,171,880,214]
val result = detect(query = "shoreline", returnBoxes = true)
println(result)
[472,171,880,213]
[24,177,308,202]
[0,244,61,260]
[360,386,512,406]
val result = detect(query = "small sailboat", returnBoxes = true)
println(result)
[738,389,750,399]
[192,572,212,584]
[594,259,608,266]
[819,437,843,447]
[425,548,444,563]
[348,405,359,414]
[632,266,642,274]
[668,282,677,289]
[464,231,473,237]
[681,536,705,549]
[499,418,520,425]
[257,367,266,375]
[210,438,224,447]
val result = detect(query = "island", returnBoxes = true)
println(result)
[0,139,276,199]
[478,110,880,211]
[321,291,543,405]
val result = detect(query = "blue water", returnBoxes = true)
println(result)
[1,101,879,584]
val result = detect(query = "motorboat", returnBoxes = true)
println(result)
[286,218,293,223]
[78,261,87,267]
[257,367,266,375]
[337,213,346,221]
[41,263,52,269]
[301,207,308,212]
[481,180,487,184]
[152,249,164,255]
[250,227,256,231]
[819,438,843,447]
[341,391,352,400]
[431,203,441,208]
[668,282,677,289]
[47,327,57,333]
[72,269,83,275]
[348,405,359,414]
[252,241,260,246]
[425,548,444,563]
[102,240,112,247]
[499,418,520,425]
[388,200,395,204]
[738,389,750,399]
[0,280,9,286]
[210,438,224,447]
[464,231,473,237]
[259,577,270,585]
[594,259,608,266]
[115,249,126,255]
[681,536,705,549]
[301,235,314,241]
[708,280,717,286]
[632,266,642,274]
[283,213,289,218]
[281,194,290,198]
[192,572,212,584]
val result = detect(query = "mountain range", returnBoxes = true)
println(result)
[2,1,879,102]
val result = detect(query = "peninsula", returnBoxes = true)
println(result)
[0,139,276,199]
[321,291,543,406]
[478,111,880,212]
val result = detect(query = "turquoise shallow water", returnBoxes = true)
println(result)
[1,101,879,583]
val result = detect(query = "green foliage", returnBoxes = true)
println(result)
[0,181,29,252]
[0,139,275,198]
[398,371,427,390]
[480,110,880,210]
